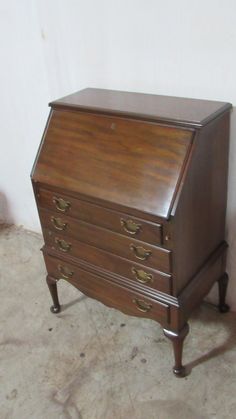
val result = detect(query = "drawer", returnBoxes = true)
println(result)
[37,187,162,246]
[43,253,170,324]
[45,235,171,294]
[41,216,171,272]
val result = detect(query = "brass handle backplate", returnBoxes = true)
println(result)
[131,267,153,284]
[120,218,141,235]
[55,238,71,252]
[130,244,152,260]
[58,264,74,279]
[53,196,71,213]
[132,298,152,313]
[51,216,67,231]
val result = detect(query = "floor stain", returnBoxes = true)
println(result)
[0,338,24,346]
[50,363,93,418]
[130,346,138,360]
[6,389,18,400]
[121,399,207,419]
[154,337,166,344]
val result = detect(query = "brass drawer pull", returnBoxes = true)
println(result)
[58,264,74,279]
[55,238,71,252]
[131,267,153,284]
[53,196,71,212]
[132,298,152,313]
[130,244,152,260]
[51,216,67,231]
[120,218,141,235]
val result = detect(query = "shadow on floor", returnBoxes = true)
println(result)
[185,301,236,374]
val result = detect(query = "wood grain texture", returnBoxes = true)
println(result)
[42,224,171,273]
[44,256,170,326]
[177,242,227,326]
[32,110,193,219]
[50,88,232,128]
[172,111,230,294]
[43,248,172,294]
[32,88,231,376]
[38,187,163,246]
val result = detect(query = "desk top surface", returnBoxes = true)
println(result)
[50,88,231,128]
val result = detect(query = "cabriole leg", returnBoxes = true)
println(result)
[163,323,189,377]
[46,275,61,314]
[218,273,230,313]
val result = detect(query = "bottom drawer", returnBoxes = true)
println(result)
[43,253,170,325]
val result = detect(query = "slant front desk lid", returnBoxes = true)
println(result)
[32,89,230,219]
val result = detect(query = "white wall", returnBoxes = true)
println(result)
[0,0,236,309]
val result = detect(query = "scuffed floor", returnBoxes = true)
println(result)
[0,225,236,419]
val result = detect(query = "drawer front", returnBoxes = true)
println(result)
[43,253,170,324]
[45,235,171,294]
[37,187,162,246]
[41,214,171,273]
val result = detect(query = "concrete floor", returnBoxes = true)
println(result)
[0,225,236,419]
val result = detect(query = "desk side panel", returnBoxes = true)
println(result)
[172,111,230,294]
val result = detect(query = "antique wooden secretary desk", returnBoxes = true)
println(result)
[31,88,231,376]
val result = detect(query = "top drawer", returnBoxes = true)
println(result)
[37,187,163,246]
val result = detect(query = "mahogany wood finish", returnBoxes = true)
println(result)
[39,211,171,272]
[38,187,163,246]
[163,324,189,377]
[45,257,171,325]
[218,273,230,313]
[50,88,231,128]
[43,247,172,294]
[46,275,60,314]
[31,88,231,377]
[33,110,193,219]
